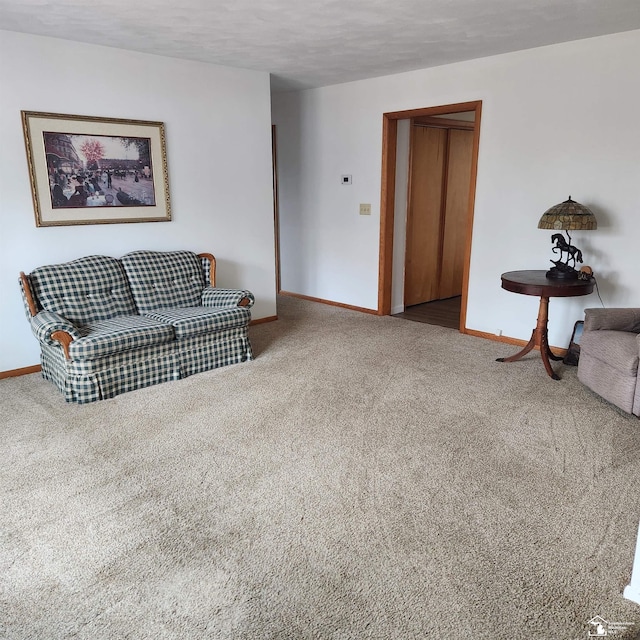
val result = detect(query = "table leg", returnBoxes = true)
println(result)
[495,295,561,380]
[543,339,564,362]
[495,330,537,362]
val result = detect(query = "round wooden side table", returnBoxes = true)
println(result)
[497,270,594,380]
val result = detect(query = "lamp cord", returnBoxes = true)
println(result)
[592,275,605,308]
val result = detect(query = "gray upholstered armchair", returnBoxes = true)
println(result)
[577,308,640,416]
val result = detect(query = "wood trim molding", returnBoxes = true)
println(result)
[458,101,482,332]
[272,125,282,293]
[463,328,568,356]
[250,315,278,326]
[413,116,475,130]
[197,253,216,287]
[280,290,378,315]
[378,116,397,315]
[435,127,452,300]
[384,101,479,121]
[0,365,41,379]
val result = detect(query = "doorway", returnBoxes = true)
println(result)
[377,101,482,332]
[401,112,475,328]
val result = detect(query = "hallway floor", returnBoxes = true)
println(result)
[393,296,461,330]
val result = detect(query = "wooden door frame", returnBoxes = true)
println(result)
[377,100,482,332]
[272,125,281,293]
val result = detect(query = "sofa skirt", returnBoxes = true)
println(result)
[175,326,253,378]
[41,342,181,404]
[40,326,253,403]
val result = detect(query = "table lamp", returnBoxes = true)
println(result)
[537,196,597,279]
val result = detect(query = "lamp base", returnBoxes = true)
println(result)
[546,265,579,280]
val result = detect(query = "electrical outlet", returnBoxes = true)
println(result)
[359,203,371,216]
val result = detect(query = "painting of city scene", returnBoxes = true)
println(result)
[22,111,171,226]
[45,133,156,209]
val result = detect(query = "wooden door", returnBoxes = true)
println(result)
[404,125,446,306]
[439,129,473,299]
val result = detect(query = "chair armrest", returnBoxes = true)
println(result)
[201,287,255,309]
[584,308,640,333]
[31,311,82,346]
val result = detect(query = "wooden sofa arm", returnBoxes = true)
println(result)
[51,330,74,360]
[19,271,38,317]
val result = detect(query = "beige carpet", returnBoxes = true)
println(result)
[1,295,640,639]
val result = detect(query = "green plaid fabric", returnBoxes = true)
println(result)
[121,250,205,313]
[201,255,213,286]
[177,326,253,377]
[144,306,251,339]
[40,344,81,401]
[68,315,175,360]
[30,310,82,344]
[23,250,256,403]
[39,323,252,403]
[202,287,255,309]
[27,255,137,325]
[41,341,180,404]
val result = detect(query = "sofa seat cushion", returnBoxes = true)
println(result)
[580,330,639,376]
[143,306,251,339]
[68,315,175,360]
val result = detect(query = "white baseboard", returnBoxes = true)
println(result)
[624,521,640,605]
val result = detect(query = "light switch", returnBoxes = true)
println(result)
[359,203,371,216]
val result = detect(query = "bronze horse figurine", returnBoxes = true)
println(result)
[551,233,583,268]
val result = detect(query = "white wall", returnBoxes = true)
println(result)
[272,30,640,347]
[0,30,276,372]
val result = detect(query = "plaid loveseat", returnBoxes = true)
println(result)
[19,250,254,403]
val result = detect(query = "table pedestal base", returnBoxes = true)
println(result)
[495,296,564,380]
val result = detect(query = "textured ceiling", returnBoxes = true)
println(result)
[1,0,640,92]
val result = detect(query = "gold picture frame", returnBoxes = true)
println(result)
[21,111,171,227]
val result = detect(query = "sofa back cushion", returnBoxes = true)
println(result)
[120,250,205,313]
[28,255,138,325]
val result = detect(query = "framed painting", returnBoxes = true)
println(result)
[21,111,171,226]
